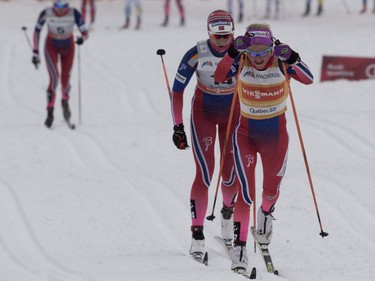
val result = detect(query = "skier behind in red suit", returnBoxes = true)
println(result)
[170,10,241,262]
[214,23,314,271]
[32,0,88,128]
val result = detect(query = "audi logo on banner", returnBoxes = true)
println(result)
[321,55,375,82]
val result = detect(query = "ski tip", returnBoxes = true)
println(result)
[250,267,257,279]
[274,269,279,276]
[191,251,208,266]
[66,121,76,130]
[203,252,208,266]
[233,267,256,279]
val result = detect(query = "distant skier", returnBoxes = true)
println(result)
[81,0,95,29]
[303,0,323,16]
[32,0,88,128]
[264,0,280,19]
[227,0,244,22]
[170,10,240,263]
[123,0,142,30]
[360,0,375,13]
[161,0,185,27]
[214,23,314,271]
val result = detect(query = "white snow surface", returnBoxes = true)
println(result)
[1,0,375,280]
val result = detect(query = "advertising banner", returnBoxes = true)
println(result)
[320,55,375,82]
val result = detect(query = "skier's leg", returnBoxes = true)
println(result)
[176,0,185,25]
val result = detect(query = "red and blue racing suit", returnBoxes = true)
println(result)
[171,39,240,229]
[33,7,88,110]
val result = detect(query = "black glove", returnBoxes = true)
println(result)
[227,42,239,59]
[75,37,84,45]
[32,50,40,69]
[173,124,189,150]
[286,50,301,65]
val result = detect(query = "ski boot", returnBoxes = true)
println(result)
[123,18,130,29]
[61,99,71,121]
[190,226,207,264]
[302,3,310,17]
[45,107,54,128]
[161,15,169,27]
[254,206,274,245]
[238,12,243,23]
[135,17,141,30]
[231,242,248,271]
[221,204,234,247]
[316,3,323,16]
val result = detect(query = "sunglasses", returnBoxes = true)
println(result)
[54,3,68,9]
[245,46,273,57]
[211,33,232,39]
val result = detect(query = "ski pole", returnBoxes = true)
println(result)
[206,54,244,221]
[23,26,39,70]
[77,43,82,126]
[253,189,257,253]
[156,49,172,100]
[21,26,33,51]
[281,61,329,238]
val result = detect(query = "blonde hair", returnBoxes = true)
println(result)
[246,23,271,32]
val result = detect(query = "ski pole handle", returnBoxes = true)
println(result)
[21,26,33,51]
[156,49,172,100]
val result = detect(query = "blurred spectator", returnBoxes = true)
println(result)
[264,0,280,19]
[123,0,142,29]
[303,0,323,16]
[227,0,244,22]
[81,0,96,29]
[360,0,375,13]
[162,0,185,27]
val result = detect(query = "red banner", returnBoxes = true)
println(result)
[320,55,375,82]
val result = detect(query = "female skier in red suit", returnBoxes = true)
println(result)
[32,0,88,128]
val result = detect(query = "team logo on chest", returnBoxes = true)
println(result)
[201,60,214,68]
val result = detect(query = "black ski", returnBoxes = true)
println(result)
[214,236,233,257]
[250,227,279,276]
[65,119,76,130]
[233,267,257,279]
[191,251,208,266]
[61,100,75,130]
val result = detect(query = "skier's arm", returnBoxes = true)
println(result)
[74,8,88,41]
[33,9,47,52]
[274,43,314,85]
[171,46,198,125]
[283,60,314,85]
[214,54,237,83]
